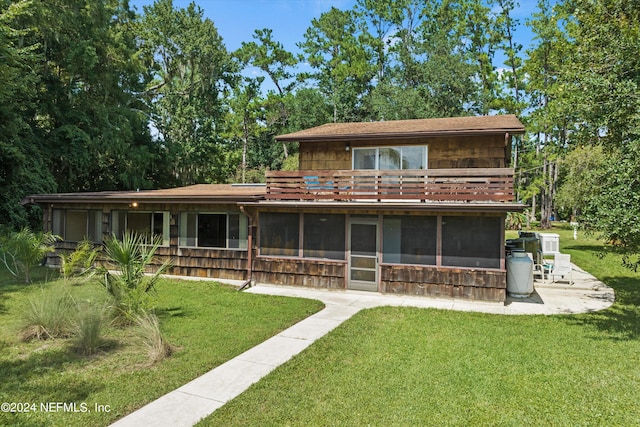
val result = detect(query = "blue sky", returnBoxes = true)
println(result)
[130,0,548,62]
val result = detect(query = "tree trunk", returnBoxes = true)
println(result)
[530,196,536,226]
[540,156,551,229]
[552,160,558,220]
[242,116,249,184]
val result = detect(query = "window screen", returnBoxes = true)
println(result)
[442,216,501,268]
[383,216,437,265]
[260,212,299,257]
[303,214,345,260]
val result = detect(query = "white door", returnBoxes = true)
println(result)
[348,220,379,291]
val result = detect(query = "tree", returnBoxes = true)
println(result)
[460,0,501,115]
[354,0,405,83]
[235,28,297,160]
[550,0,640,260]
[493,0,525,115]
[0,1,56,229]
[555,145,610,218]
[413,0,478,117]
[520,0,570,225]
[138,0,236,185]
[555,0,640,148]
[33,0,157,192]
[299,7,374,122]
[225,76,265,183]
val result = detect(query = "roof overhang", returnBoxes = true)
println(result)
[21,184,267,207]
[276,115,526,143]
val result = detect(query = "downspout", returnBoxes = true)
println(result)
[238,204,255,291]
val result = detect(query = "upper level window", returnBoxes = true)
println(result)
[52,209,102,242]
[353,146,427,170]
[111,210,170,246]
[179,212,248,249]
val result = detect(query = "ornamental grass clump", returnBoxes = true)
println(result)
[72,303,109,355]
[134,310,174,364]
[19,287,76,341]
[99,231,171,323]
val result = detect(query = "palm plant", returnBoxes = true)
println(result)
[100,231,171,322]
[0,228,59,283]
[60,239,99,281]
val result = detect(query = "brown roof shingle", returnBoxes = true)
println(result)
[276,114,525,142]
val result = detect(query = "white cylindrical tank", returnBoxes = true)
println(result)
[506,252,534,297]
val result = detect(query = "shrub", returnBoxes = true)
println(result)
[60,240,99,281]
[99,231,171,323]
[134,311,173,364]
[19,287,77,341]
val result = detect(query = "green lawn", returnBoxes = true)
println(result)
[201,224,640,426]
[0,271,323,427]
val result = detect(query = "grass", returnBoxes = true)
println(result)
[200,223,640,426]
[0,270,323,427]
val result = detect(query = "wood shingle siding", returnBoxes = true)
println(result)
[252,258,346,289]
[298,135,509,170]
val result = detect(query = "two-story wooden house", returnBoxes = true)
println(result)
[24,114,525,302]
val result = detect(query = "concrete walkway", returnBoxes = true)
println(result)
[111,265,614,427]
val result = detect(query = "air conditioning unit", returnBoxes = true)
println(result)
[538,233,560,256]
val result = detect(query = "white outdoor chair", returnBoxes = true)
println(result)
[525,252,545,282]
[530,249,548,283]
[547,253,573,284]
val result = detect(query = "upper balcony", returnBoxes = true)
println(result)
[265,168,515,203]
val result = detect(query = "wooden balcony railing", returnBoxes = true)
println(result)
[265,168,514,203]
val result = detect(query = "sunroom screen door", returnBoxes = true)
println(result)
[348,220,378,291]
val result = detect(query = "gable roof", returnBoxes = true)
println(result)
[22,184,266,206]
[276,114,525,142]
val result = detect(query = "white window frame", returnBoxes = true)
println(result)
[352,145,428,170]
[52,209,103,242]
[111,210,170,247]
[178,212,248,250]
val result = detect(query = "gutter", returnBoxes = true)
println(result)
[238,204,257,290]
